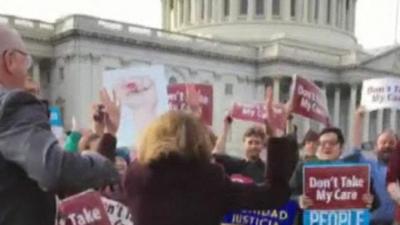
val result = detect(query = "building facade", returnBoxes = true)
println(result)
[1,0,400,155]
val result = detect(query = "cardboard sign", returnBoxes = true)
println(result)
[291,75,330,125]
[58,191,112,225]
[167,84,213,125]
[303,163,370,210]
[303,209,370,225]
[101,197,133,225]
[360,77,400,111]
[222,201,298,225]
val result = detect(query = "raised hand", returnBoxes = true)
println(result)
[185,84,202,118]
[100,88,121,136]
[91,103,105,135]
[264,86,290,137]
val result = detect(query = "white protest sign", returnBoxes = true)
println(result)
[103,65,169,148]
[361,77,400,111]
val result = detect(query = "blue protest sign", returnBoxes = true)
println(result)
[222,201,298,225]
[303,209,370,225]
[49,106,63,126]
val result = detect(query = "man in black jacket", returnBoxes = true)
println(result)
[0,24,119,225]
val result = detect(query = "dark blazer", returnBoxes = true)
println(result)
[124,137,297,225]
[0,90,119,225]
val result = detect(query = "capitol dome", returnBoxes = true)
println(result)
[160,0,357,50]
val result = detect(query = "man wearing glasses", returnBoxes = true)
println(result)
[289,127,378,224]
[0,25,119,225]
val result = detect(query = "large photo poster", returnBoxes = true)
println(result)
[103,65,169,148]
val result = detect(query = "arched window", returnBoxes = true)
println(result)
[255,0,264,16]
[290,0,296,17]
[240,0,248,15]
[224,0,230,17]
[272,0,280,16]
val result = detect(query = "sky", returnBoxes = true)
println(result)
[0,0,399,50]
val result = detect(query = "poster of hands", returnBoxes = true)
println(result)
[103,65,169,148]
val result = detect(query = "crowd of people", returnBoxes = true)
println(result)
[1,23,400,225]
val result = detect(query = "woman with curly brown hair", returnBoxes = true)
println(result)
[124,110,298,225]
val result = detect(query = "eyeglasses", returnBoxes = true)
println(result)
[317,140,339,147]
[2,49,33,70]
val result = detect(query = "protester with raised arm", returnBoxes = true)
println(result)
[350,106,397,225]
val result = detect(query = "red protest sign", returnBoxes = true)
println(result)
[303,164,370,210]
[58,191,112,225]
[167,84,213,125]
[230,102,286,132]
[231,102,266,123]
[291,75,330,125]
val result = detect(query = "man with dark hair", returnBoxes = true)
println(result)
[299,129,319,162]
[213,118,267,184]
[0,24,119,225]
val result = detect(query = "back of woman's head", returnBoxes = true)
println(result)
[137,110,213,165]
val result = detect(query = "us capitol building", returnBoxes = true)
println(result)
[2,0,399,153]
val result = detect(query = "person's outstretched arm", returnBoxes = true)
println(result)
[0,90,119,192]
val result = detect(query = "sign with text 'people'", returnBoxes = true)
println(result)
[303,209,370,225]
[303,163,370,210]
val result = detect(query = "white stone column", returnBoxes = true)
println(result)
[190,0,196,23]
[309,0,316,23]
[266,0,273,20]
[363,111,370,142]
[318,0,327,25]
[247,0,255,20]
[162,0,167,29]
[211,0,219,22]
[205,0,211,22]
[377,109,384,134]
[183,0,190,25]
[173,0,179,28]
[319,83,327,130]
[282,0,291,20]
[176,0,182,26]
[32,60,40,83]
[348,84,357,146]
[295,0,303,21]
[340,0,347,29]
[391,109,397,131]
[333,85,341,126]
[348,0,355,32]
[304,118,311,135]
[330,0,337,26]
[273,77,280,102]
[229,0,239,21]
[218,0,225,21]
[195,0,202,22]
[302,0,309,22]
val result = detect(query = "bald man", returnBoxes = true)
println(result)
[0,25,119,225]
